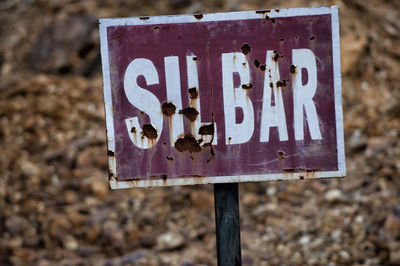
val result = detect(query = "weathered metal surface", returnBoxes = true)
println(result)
[99,6,345,189]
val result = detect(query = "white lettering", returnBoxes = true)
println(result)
[260,51,288,142]
[165,56,184,146]
[186,55,217,145]
[293,49,322,140]
[124,58,162,148]
[222,52,254,144]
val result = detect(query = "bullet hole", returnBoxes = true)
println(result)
[108,150,115,157]
[194,14,203,19]
[241,43,251,55]
[179,107,199,121]
[254,59,260,68]
[162,174,168,180]
[188,87,198,99]
[131,127,136,133]
[241,83,253,89]
[174,134,202,153]
[166,156,174,161]
[283,168,295,172]
[276,80,286,87]
[140,16,150,20]
[275,9,280,12]
[260,65,266,71]
[273,50,280,62]
[108,170,113,178]
[199,123,214,135]
[278,151,286,160]
[192,57,197,61]
[161,102,176,116]
[163,142,167,145]
[310,36,315,40]
[269,82,273,88]
[299,176,304,180]
[290,65,296,74]
[153,25,160,30]
[142,124,157,139]
[270,18,276,23]
[256,10,270,14]
[280,38,285,42]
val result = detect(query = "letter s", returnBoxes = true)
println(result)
[124,58,162,149]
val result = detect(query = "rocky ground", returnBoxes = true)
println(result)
[0,0,399,265]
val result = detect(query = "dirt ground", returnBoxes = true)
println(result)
[0,0,399,265]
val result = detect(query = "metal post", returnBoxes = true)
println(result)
[214,183,242,266]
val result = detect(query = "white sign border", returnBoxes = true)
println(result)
[99,6,345,189]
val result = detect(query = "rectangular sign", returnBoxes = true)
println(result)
[99,6,345,189]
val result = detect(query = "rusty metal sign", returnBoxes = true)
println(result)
[99,6,345,189]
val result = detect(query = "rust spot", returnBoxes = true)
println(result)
[276,80,286,87]
[179,107,199,122]
[142,124,157,139]
[241,43,251,55]
[254,59,260,68]
[153,25,160,30]
[280,38,285,42]
[199,123,214,135]
[108,150,115,157]
[273,50,280,62]
[290,65,296,74]
[140,16,150,20]
[166,156,173,161]
[131,127,136,133]
[309,36,315,40]
[278,151,286,160]
[174,134,202,153]
[194,14,203,19]
[260,65,266,71]
[241,83,253,90]
[161,102,176,116]
[188,87,198,99]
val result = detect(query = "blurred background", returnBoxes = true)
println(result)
[0,0,399,265]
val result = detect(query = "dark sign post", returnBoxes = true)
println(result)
[99,6,344,265]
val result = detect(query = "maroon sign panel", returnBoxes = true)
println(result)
[99,7,345,189]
